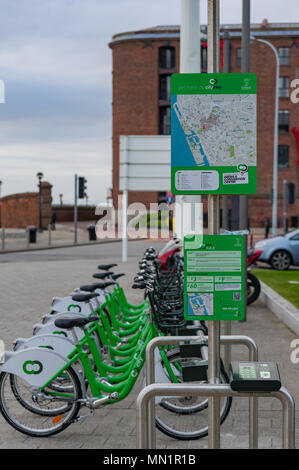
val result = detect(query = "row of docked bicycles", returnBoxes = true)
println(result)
[0,240,231,440]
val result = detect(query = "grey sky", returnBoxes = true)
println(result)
[0,0,298,205]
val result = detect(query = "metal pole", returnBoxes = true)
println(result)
[251,38,279,237]
[122,189,128,262]
[239,0,251,230]
[48,224,52,247]
[279,387,296,449]
[222,27,232,374]
[179,0,202,222]
[122,136,129,262]
[26,227,30,249]
[272,51,280,238]
[180,0,201,73]
[222,28,230,231]
[248,35,281,450]
[1,228,5,251]
[283,179,287,234]
[207,0,221,449]
[74,174,78,244]
[38,181,43,233]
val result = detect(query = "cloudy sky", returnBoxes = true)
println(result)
[0,0,299,205]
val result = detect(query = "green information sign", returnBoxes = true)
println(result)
[184,235,246,321]
[171,73,257,195]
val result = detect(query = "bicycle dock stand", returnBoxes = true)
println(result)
[143,335,259,449]
[136,382,295,449]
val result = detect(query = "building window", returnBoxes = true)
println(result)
[279,76,290,98]
[159,106,171,135]
[201,46,207,70]
[278,47,290,66]
[278,110,290,134]
[236,48,241,67]
[278,145,289,168]
[159,74,171,101]
[159,47,175,69]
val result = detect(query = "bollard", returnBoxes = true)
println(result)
[48,224,52,247]
[1,228,5,251]
[26,227,30,249]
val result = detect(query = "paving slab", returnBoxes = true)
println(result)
[0,241,298,449]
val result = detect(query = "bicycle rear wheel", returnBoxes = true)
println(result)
[0,366,82,437]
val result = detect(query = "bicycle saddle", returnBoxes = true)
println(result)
[93,272,114,280]
[79,284,98,293]
[132,282,146,289]
[72,293,99,302]
[98,264,117,271]
[92,281,116,289]
[111,273,125,281]
[54,316,99,330]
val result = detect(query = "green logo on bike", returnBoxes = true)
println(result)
[67,304,81,313]
[22,360,43,375]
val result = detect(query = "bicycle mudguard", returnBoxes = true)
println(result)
[51,293,105,315]
[1,347,70,388]
[13,334,76,358]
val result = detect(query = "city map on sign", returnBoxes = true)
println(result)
[187,293,214,317]
[171,73,257,195]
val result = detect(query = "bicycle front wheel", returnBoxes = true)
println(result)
[0,366,82,437]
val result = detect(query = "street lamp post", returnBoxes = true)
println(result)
[36,172,44,232]
[251,36,279,238]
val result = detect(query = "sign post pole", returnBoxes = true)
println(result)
[207,0,221,449]
[222,27,230,232]
[239,0,251,230]
[74,174,78,244]
[122,136,129,262]
[122,190,128,262]
[283,179,288,234]
[171,0,257,449]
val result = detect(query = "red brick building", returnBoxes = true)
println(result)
[109,22,299,228]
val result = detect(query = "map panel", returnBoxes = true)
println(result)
[187,293,214,317]
[171,73,257,195]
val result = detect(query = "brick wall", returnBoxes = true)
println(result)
[52,205,98,222]
[1,181,52,229]
[1,193,38,229]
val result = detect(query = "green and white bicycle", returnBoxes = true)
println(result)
[0,247,232,440]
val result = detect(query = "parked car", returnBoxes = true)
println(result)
[254,228,299,270]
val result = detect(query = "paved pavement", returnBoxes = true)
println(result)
[0,222,107,251]
[0,241,298,449]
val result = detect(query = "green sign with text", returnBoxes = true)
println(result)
[171,73,257,195]
[184,235,246,321]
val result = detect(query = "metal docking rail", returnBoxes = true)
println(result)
[137,335,295,449]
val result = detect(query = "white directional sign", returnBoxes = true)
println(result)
[119,135,171,191]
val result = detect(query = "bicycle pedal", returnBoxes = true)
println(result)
[71,413,91,424]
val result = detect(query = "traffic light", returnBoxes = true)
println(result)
[288,182,296,204]
[78,177,87,199]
